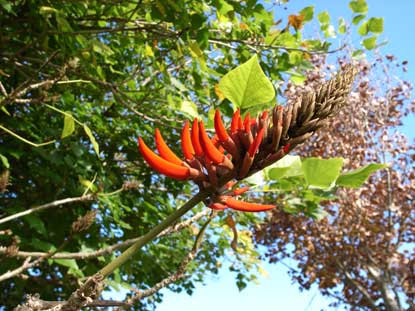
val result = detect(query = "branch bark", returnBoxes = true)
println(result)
[0,210,209,260]
[0,195,95,225]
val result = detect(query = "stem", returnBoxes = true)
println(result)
[97,190,210,277]
[0,125,56,147]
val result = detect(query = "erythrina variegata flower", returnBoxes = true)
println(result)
[138,65,357,213]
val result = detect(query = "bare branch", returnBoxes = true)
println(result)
[14,294,130,311]
[0,210,209,260]
[0,194,95,225]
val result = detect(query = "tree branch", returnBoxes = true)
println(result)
[121,212,214,307]
[0,194,95,225]
[0,210,209,259]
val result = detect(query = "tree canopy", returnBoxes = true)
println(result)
[1,1,408,311]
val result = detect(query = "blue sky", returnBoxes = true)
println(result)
[156,1,415,311]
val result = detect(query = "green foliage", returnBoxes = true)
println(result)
[336,163,388,188]
[218,55,275,110]
[247,155,386,219]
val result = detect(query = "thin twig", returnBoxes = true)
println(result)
[0,195,95,225]
[209,37,347,55]
[0,125,56,147]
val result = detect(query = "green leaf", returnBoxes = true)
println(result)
[218,55,275,109]
[0,0,15,14]
[349,0,368,14]
[299,6,314,22]
[338,18,346,34]
[352,14,366,25]
[336,163,387,188]
[83,125,100,156]
[317,11,330,25]
[362,36,377,50]
[92,40,114,57]
[61,112,75,138]
[368,17,384,34]
[0,154,9,168]
[25,215,47,236]
[302,157,344,189]
[352,49,364,58]
[290,72,306,85]
[267,155,303,179]
[39,6,58,15]
[179,100,199,119]
[358,21,369,36]
[53,259,84,277]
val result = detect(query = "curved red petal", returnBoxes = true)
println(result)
[181,120,195,160]
[138,137,190,180]
[248,127,265,157]
[232,186,250,196]
[191,118,204,156]
[155,128,183,165]
[231,109,240,133]
[224,197,275,212]
[243,112,251,133]
[209,203,228,211]
[214,109,230,142]
[199,120,225,164]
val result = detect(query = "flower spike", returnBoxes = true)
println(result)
[155,128,183,165]
[138,137,190,180]
[181,120,195,160]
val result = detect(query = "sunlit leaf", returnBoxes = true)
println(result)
[267,155,303,179]
[218,55,275,109]
[179,100,199,119]
[302,157,344,189]
[336,163,387,188]
[61,112,75,138]
[0,154,9,168]
[299,6,314,22]
[368,17,384,34]
[349,0,368,14]
[83,125,100,156]
[362,36,377,50]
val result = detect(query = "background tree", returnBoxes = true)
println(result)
[0,0,388,310]
[255,55,414,310]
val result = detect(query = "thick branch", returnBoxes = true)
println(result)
[122,213,214,307]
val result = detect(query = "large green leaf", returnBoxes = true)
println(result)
[267,155,303,179]
[336,163,387,188]
[349,0,368,14]
[218,55,275,109]
[302,157,344,189]
[61,111,75,139]
[368,17,384,34]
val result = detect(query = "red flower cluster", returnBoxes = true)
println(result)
[138,108,290,212]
